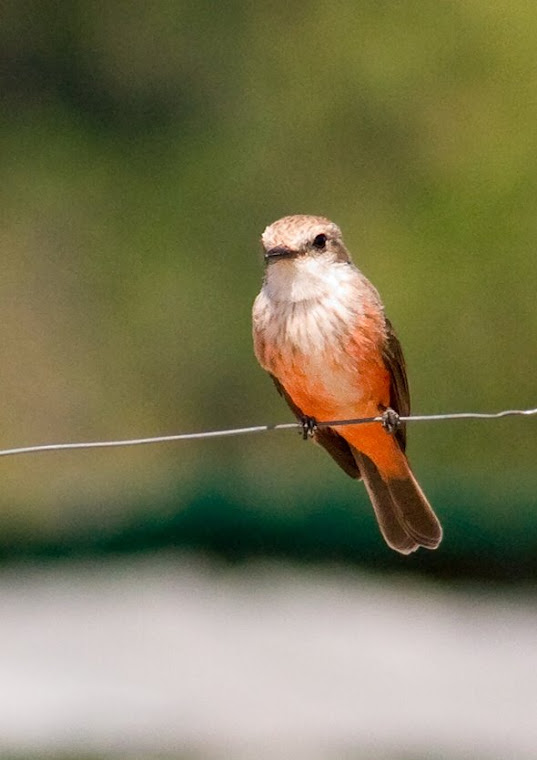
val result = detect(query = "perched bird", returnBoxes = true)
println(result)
[252,214,442,554]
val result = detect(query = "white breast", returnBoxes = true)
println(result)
[255,256,363,356]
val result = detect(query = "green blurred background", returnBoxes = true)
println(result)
[1,0,537,580]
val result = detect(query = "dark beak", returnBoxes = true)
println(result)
[264,245,297,262]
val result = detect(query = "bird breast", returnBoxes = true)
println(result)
[253,260,386,415]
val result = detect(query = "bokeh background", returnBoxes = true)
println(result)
[1,1,537,758]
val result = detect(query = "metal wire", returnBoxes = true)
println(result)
[0,407,535,459]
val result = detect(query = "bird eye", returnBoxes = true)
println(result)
[312,233,327,250]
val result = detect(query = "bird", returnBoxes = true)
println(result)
[252,214,442,554]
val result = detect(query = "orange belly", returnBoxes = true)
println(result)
[280,353,405,479]
[277,347,390,420]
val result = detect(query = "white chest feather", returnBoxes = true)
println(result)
[252,257,377,412]
[254,256,363,358]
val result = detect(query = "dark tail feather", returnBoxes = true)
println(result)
[353,451,442,555]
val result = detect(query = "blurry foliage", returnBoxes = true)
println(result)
[0,0,536,572]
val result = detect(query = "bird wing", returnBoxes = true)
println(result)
[381,317,410,452]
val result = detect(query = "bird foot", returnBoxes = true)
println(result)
[381,408,401,435]
[300,416,318,440]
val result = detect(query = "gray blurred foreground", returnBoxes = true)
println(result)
[0,555,535,759]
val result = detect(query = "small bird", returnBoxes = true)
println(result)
[252,214,442,554]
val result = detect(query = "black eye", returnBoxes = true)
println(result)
[312,233,327,250]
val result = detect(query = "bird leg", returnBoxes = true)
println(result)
[380,407,401,435]
[300,416,318,440]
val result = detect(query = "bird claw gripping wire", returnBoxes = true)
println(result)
[381,408,401,435]
[300,416,318,440]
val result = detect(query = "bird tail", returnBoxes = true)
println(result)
[352,447,442,555]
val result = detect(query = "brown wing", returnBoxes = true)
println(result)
[381,317,410,452]
[269,374,361,480]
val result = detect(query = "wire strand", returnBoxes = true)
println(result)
[0,407,535,459]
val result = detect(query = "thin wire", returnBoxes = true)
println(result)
[0,407,535,459]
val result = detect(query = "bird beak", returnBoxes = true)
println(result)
[264,246,297,262]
